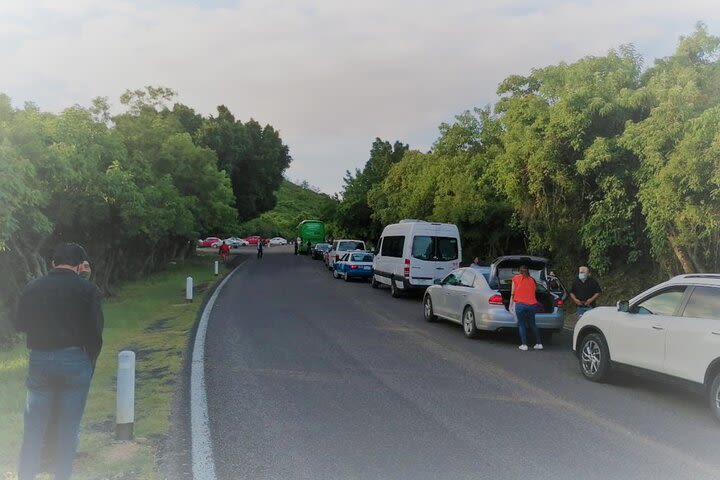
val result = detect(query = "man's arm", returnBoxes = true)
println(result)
[85,286,104,370]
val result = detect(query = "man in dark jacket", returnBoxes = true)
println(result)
[13,243,104,480]
[570,265,602,317]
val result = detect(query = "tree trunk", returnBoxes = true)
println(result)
[668,236,696,274]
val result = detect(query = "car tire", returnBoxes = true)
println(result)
[344,273,351,282]
[709,372,720,423]
[579,333,611,382]
[333,269,339,279]
[463,306,480,339]
[390,279,401,298]
[424,295,437,322]
[371,275,379,289]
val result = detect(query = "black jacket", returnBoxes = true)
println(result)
[14,268,104,367]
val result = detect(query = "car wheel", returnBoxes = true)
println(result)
[344,273,351,282]
[463,306,479,339]
[709,372,720,423]
[579,333,611,382]
[333,269,339,279]
[424,295,437,322]
[390,279,401,298]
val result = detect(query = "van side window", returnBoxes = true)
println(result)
[381,236,404,258]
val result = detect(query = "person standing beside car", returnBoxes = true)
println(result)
[13,242,104,480]
[510,265,543,351]
[570,266,602,317]
[218,241,230,263]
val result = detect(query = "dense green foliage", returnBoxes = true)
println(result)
[239,180,338,240]
[337,25,720,278]
[0,88,290,346]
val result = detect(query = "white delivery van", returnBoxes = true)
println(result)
[372,220,462,297]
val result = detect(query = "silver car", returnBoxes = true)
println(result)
[422,256,566,340]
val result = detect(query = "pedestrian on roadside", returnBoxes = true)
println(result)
[257,240,264,259]
[570,266,602,317]
[306,241,311,255]
[13,242,104,480]
[470,257,483,269]
[218,241,230,263]
[510,264,543,351]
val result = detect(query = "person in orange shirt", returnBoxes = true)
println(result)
[510,265,543,351]
[218,241,230,263]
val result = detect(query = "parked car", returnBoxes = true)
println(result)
[372,220,461,298]
[198,237,221,248]
[573,274,720,422]
[333,251,374,281]
[269,237,288,246]
[423,256,565,341]
[312,243,332,260]
[328,239,366,270]
[223,237,248,248]
[244,236,262,245]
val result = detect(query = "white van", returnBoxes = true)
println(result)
[327,239,366,270]
[372,220,462,297]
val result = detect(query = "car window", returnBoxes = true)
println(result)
[350,253,373,262]
[634,287,686,315]
[380,236,404,257]
[339,241,364,251]
[460,269,476,287]
[442,270,463,286]
[682,286,720,319]
[411,236,435,260]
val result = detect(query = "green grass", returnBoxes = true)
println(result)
[0,255,230,479]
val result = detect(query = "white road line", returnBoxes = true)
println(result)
[191,263,244,480]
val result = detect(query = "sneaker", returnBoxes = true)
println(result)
[534,344,544,350]
[519,344,528,351]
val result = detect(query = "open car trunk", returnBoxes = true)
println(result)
[490,255,556,313]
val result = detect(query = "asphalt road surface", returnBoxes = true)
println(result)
[203,247,720,480]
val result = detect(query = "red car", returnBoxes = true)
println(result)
[198,237,221,248]
[244,236,262,245]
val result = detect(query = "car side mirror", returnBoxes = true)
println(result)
[434,278,443,285]
[617,300,630,313]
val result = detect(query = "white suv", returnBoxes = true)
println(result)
[573,274,720,421]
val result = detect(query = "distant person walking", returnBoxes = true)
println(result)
[13,243,104,480]
[218,241,230,263]
[570,266,602,317]
[257,240,264,259]
[511,264,543,351]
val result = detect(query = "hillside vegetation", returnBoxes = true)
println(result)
[239,180,338,240]
[333,25,720,297]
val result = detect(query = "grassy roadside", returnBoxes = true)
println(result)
[0,255,233,479]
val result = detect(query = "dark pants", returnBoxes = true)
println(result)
[257,249,263,258]
[19,348,92,480]
[515,303,541,346]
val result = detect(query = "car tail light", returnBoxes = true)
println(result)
[350,265,358,270]
[555,298,564,308]
[403,258,410,278]
[488,294,504,305]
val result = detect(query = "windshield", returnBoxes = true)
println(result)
[350,253,373,262]
[339,241,365,251]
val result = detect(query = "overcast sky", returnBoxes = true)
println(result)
[1,1,719,194]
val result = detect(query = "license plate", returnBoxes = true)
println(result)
[363,266,371,270]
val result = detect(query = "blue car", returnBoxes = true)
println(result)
[332,251,374,282]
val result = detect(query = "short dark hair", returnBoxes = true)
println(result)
[53,242,88,266]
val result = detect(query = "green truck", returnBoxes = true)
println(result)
[297,220,326,254]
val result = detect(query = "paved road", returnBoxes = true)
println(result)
[203,247,720,480]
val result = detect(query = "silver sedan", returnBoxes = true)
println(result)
[422,267,565,340]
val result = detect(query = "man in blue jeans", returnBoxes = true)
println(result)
[13,243,104,480]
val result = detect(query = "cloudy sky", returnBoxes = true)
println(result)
[1,1,719,194]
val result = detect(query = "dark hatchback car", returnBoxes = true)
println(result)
[312,243,332,260]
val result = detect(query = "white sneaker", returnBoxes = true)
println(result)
[534,344,544,350]
[519,344,528,351]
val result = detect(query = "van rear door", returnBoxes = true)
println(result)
[408,228,460,286]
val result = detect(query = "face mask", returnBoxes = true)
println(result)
[578,273,587,281]
[79,271,91,280]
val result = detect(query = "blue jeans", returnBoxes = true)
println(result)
[515,303,541,346]
[18,348,92,480]
[576,306,593,317]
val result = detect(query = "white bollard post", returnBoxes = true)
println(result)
[214,261,219,276]
[116,350,136,440]
[186,276,193,302]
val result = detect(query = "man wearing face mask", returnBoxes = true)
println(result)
[569,266,602,317]
[13,242,104,480]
